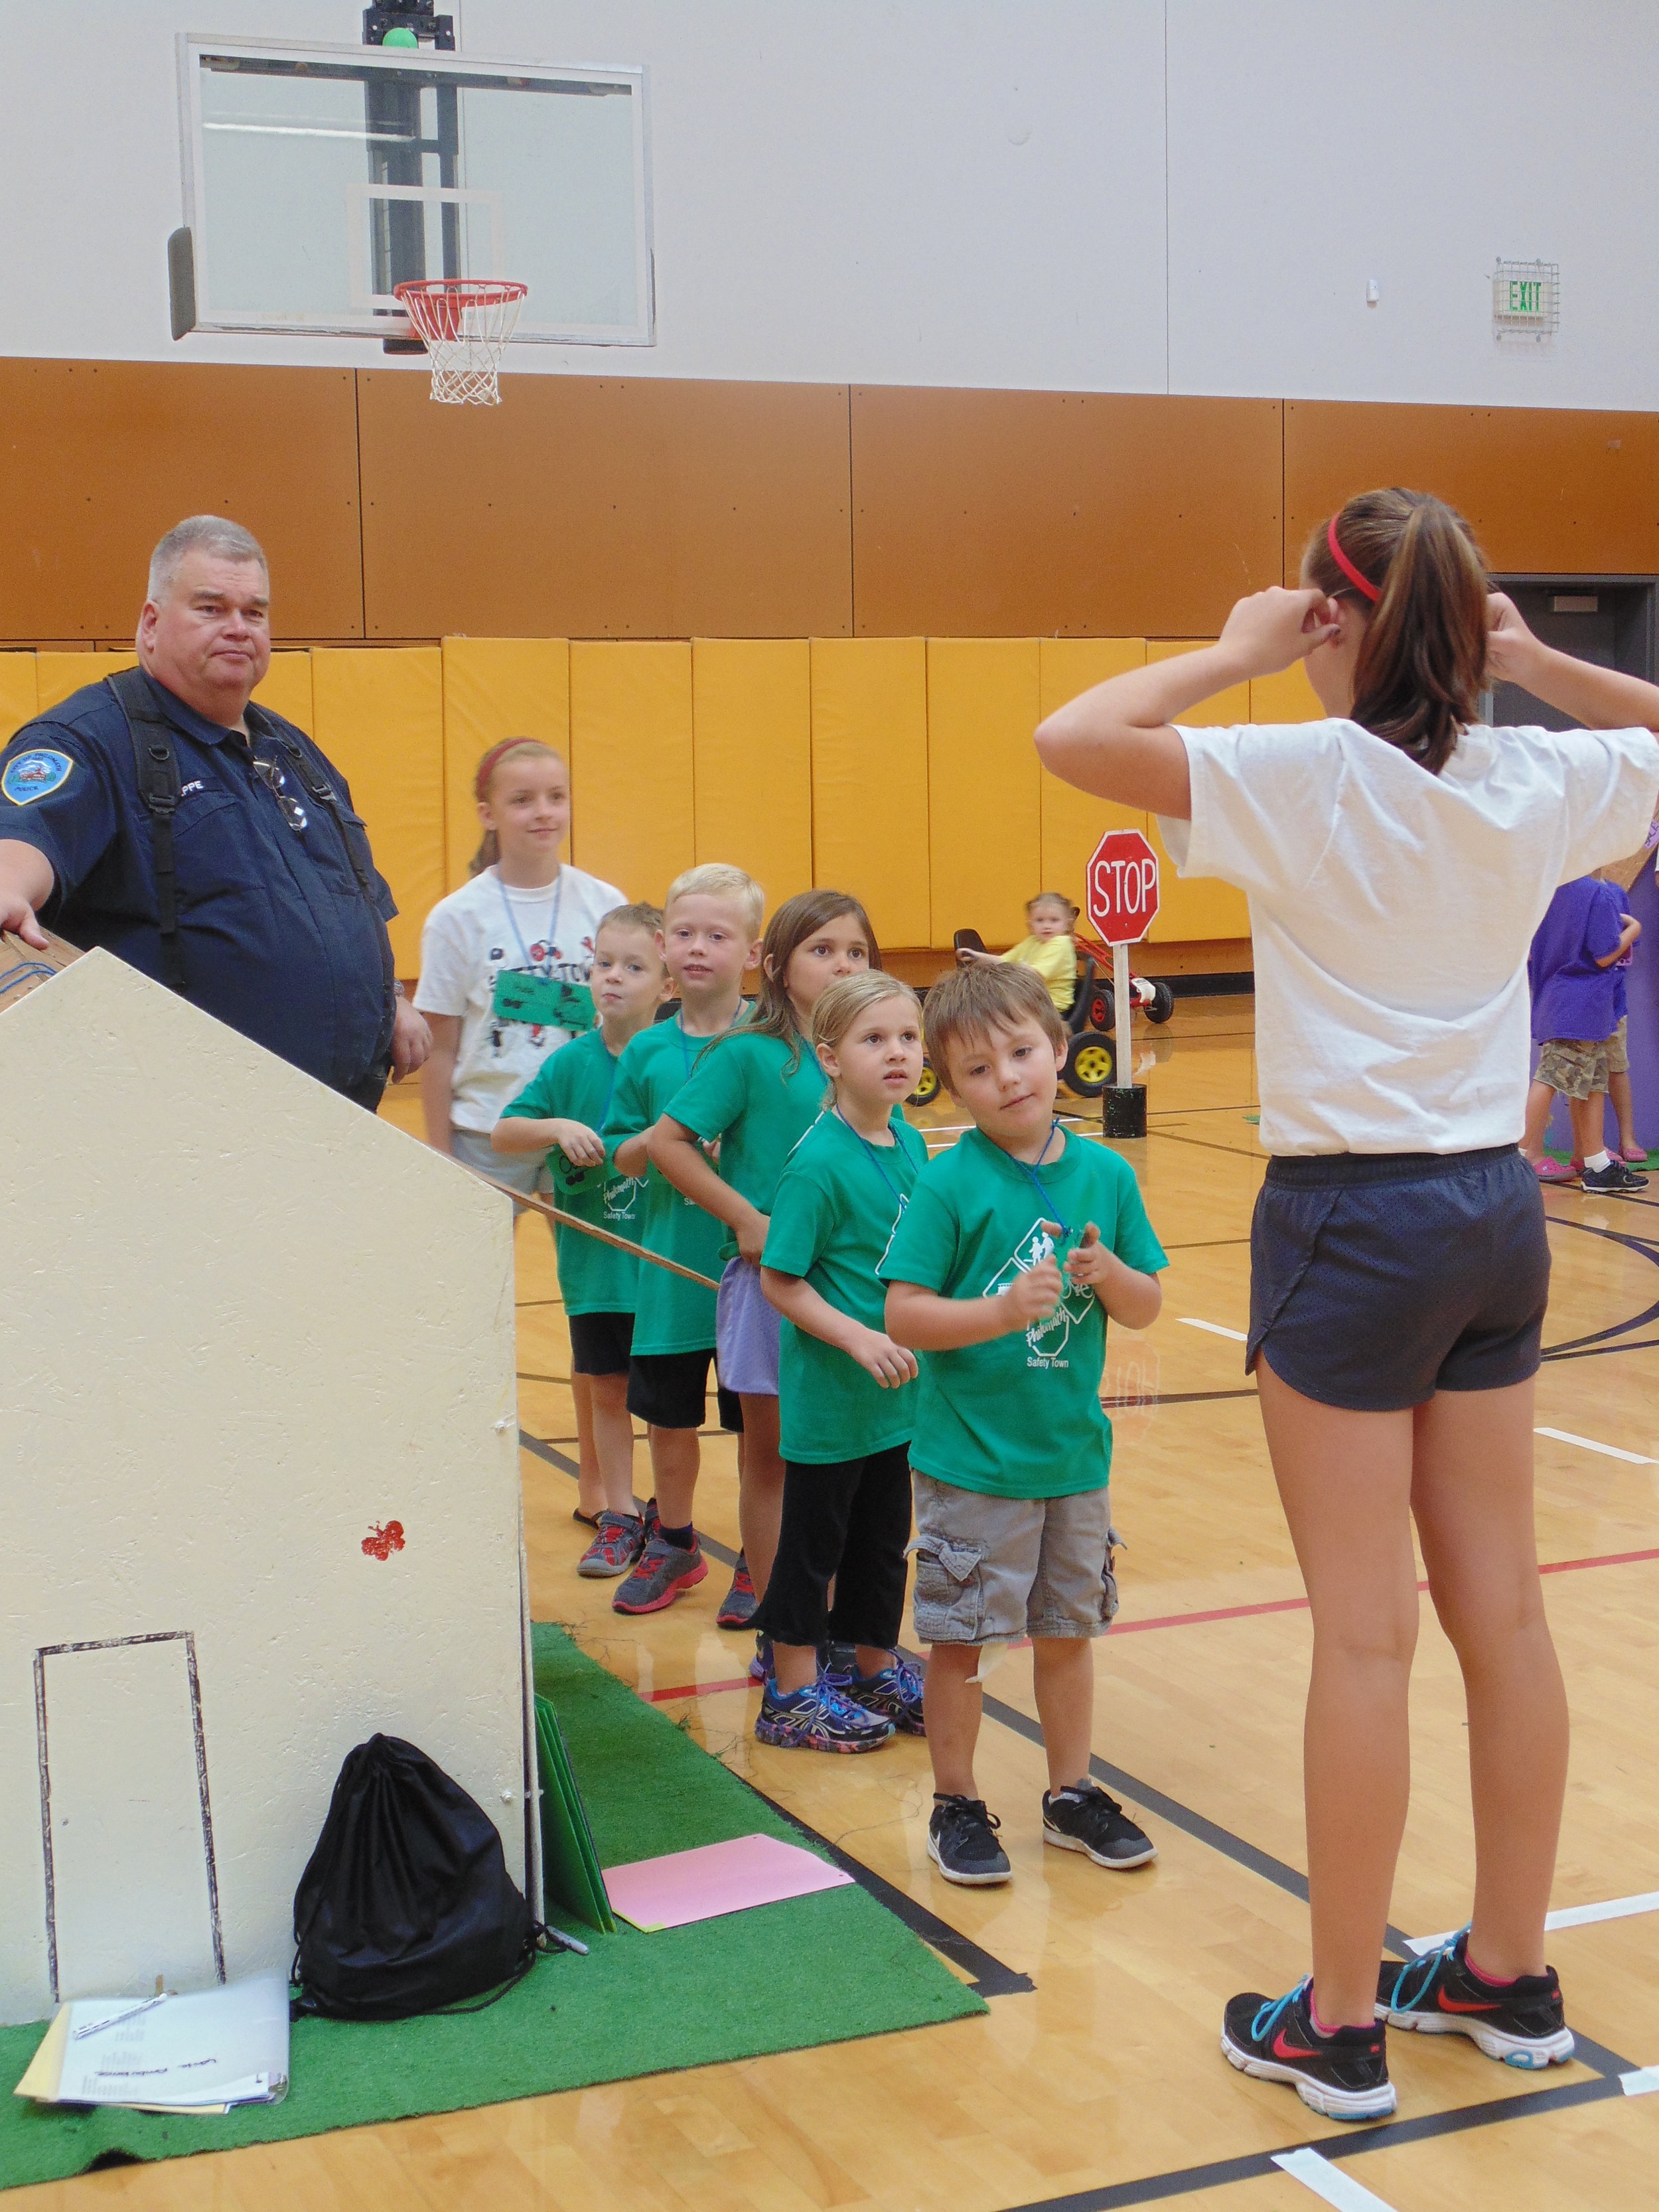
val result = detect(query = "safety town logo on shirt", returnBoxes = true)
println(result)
[2,749,74,806]
[983,1217,1094,1368]
[603,1173,643,1222]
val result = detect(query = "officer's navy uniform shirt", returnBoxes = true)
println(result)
[0,672,397,1091]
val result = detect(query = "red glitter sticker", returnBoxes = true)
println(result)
[362,1520,406,1560]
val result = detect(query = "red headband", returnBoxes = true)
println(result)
[474,738,543,800]
[1327,516,1380,603]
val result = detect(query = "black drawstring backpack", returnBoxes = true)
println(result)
[292,1733,540,2021]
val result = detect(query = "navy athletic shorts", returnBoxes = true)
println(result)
[1246,1144,1550,1412]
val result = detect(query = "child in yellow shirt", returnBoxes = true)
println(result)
[959,893,1078,1012]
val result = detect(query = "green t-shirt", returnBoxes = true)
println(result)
[662,1029,834,1263]
[762,1111,930,1465]
[603,1015,731,1355]
[498,1027,642,1318]
[877,1127,1167,1499]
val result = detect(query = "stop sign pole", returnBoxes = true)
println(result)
[1085,828,1161,1138]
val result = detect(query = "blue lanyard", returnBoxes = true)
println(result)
[677,999,747,1082]
[498,869,564,976]
[1008,1122,1070,1236]
[833,1106,913,1215]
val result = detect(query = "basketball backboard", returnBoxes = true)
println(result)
[175,36,653,346]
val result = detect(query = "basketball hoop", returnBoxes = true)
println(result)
[393,278,528,406]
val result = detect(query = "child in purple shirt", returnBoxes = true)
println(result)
[1521,873,1644,1191]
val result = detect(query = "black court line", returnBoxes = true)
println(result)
[743,1780,1033,1999]
[520,1438,1638,2083]
[1101,1387,1259,1408]
[988,2074,1624,2212]
[1539,1217,1659,1359]
[1157,1236,1254,1250]
[1145,1129,1267,1162]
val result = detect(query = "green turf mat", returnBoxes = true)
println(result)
[0,1623,983,2190]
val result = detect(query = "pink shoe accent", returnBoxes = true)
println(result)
[1531,1157,1577,1182]
[1621,1145,1649,1165]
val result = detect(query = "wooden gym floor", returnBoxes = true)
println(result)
[25,996,1659,2211]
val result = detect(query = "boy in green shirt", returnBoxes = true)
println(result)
[601,865,764,1617]
[881,963,1167,1886]
[493,903,668,1579]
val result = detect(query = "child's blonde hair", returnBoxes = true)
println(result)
[597,902,667,963]
[469,738,567,875]
[1027,891,1079,925]
[811,971,920,1059]
[923,962,1064,1084]
[664,862,764,937]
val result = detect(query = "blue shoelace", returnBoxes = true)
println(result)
[1382,1928,1468,2012]
[1250,1978,1312,2044]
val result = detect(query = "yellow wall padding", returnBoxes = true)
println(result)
[310,648,445,976]
[0,655,38,743]
[692,639,813,911]
[34,652,137,715]
[1142,641,1251,942]
[1037,639,1149,924]
[926,639,1041,947]
[1250,662,1324,722]
[809,638,930,950]
[440,638,570,893]
[253,652,316,736]
[568,642,694,907]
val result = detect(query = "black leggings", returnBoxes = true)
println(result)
[751,1443,913,1651]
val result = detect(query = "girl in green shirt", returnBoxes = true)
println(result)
[753,972,929,1751]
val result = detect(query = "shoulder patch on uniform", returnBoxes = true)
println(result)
[2,748,74,806]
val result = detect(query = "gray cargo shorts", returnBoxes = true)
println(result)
[909,1471,1119,1645]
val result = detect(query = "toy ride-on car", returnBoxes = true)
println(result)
[936,928,1175,1102]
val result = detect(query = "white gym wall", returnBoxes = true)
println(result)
[0,1,1650,402]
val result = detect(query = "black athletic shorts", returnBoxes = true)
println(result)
[1247,1144,1550,1412]
[626,1347,743,1433]
[568,1310,634,1378]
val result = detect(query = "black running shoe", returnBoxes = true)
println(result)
[1376,1931,1574,2067]
[1222,1980,1395,2121]
[927,1795,1012,1886]
[1042,1781,1157,1868]
[1581,1158,1648,1194]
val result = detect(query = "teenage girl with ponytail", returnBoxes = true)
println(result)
[1037,488,1659,2122]
[415,739,624,1197]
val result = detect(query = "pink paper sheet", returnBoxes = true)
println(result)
[601,1832,853,1931]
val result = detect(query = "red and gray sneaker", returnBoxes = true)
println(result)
[753,1677,894,1753]
[825,1651,926,1734]
[1223,1980,1395,2120]
[612,1532,708,1615]
[577,1511,646,1579]
[715,1552,758,1628]
[1376,1931,1574,2067]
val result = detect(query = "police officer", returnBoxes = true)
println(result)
[0,516,429,1105]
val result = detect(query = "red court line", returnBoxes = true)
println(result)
[634,1546,1659,1698]
[640,1674,753,1702]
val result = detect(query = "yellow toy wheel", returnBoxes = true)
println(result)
[1062,1032,1116,1098]
[906,1061,940,1108]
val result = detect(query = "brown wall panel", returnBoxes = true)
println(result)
[0,361,363,642]
[357,372,853,640]
[849,389,1282,638]
[1283,403,1659,579]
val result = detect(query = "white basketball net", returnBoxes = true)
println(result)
[394,279,528,406]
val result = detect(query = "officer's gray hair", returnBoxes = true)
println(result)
[147,516,269,602]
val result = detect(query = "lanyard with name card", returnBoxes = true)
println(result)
[491,871,595,1030]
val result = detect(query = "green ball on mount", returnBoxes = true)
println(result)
[381,25,419,46]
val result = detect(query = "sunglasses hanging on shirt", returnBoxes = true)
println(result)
[250,751,309,835]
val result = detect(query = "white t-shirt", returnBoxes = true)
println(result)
[414,863,628,1134]
[1159,717,1659,1155]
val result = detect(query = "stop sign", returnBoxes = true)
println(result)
[1086,828,1160,945]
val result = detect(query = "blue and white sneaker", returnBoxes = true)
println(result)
[754,1678,895,1753]
[826,1650,926,1734]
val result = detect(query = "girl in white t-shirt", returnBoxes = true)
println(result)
[1037,488,1659,2124]
[415,739,625,1197]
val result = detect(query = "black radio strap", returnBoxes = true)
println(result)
[106,668,186,994]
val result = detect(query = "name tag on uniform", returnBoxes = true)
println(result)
[549,1149,601,1199]
[490,971,595,1030]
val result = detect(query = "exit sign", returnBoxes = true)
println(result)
[1492,259,1559,340]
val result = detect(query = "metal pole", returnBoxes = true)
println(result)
[1113,941,1131,1092]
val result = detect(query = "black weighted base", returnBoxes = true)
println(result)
[1104,1084,1147,1139]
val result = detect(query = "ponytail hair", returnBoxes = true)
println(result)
[1303,488,1488,776]
[469,738,566,875]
